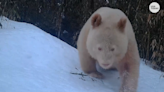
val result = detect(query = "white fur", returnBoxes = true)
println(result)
[77,7,140,92]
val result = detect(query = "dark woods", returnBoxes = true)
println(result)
[0,0,164,71]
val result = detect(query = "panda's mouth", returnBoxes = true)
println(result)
[102,64,110,67]
[100,63,111,69]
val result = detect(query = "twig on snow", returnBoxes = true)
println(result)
[70,72,88,77]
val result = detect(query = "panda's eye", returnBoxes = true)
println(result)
[111,48,115,51]
[98,47,102,51]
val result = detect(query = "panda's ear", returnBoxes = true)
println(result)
[118,17,127,32]
[91,14,102,28]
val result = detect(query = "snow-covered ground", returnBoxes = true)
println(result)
[0,16,164,92]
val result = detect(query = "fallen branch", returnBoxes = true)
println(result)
[70,72,88,77]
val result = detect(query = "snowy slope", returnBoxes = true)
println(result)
[0,16,164,92]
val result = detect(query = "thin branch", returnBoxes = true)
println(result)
[70,72,88,77]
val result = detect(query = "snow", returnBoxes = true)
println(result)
[0,16,164,92]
